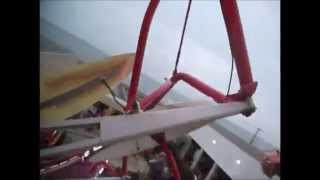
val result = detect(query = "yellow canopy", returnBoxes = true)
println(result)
[40,53,135,123]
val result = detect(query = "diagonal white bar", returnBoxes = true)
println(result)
[40,101,251,158]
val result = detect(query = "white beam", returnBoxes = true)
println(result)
[40,101,251,158]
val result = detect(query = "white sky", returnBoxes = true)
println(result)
[40,0,280,147]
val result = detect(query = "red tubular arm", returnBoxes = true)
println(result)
[172,73,226,103]
[125,0,160,112]
[140,80,176,111]
[161,143,181,180]
[220,0,257,93]
[140,72,227,111]
[152,133,181,180]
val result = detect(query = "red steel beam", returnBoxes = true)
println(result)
[125,0,160,112]
[152,133,181,180]
[140,80,176,110]
[219,0,256,90]
[172,73,226,103]
[140,72,227,111]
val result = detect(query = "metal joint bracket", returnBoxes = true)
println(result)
[241,97,256,117]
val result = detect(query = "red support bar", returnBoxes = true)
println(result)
[224,81,257,102]
[152,133,181,180]
[140,80,176,111]
[126,0,160,112]
[140,72,227,111]
[161,143,181,180]
[172,73,226,103]
[220,0,256,89]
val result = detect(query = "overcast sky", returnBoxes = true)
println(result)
[41,0,280,147]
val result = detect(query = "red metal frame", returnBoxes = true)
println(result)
[125,0,161,111]
[124,1,257,179]
[152,133,181,180]
[125,0,257,113]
